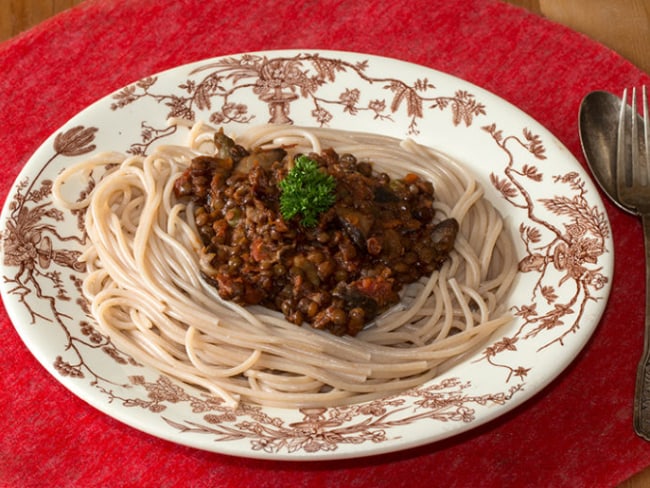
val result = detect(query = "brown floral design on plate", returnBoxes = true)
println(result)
[0,51,612,459]
[110,53,486,155]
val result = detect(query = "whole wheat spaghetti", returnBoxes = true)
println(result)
[52,122,517,409]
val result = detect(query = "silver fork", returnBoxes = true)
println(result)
[616,86,650,439]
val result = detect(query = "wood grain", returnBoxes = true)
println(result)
[0,0,85,42]
[0,0,649,486]
[540,0,650,74]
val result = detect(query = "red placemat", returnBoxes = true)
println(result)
[1,0,650,486]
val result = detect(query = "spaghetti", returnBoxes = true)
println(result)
[52,122,518,409]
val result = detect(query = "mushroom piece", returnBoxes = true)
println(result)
[234,148,287,174]
[335,207,375,250]
[431,218,459,255]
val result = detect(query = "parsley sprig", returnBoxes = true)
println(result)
[279,155,336,227]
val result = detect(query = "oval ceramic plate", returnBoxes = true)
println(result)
[0,50,612,460]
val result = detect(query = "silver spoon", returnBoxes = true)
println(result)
[579,90,636,213]
[579,89,650,440]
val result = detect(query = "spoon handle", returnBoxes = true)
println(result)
[634,212,650,439]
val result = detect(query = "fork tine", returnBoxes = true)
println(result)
[641,85,650,185]
[632,87,640,184]
[617,87,629,193]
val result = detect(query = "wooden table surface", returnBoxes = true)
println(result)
[1,0,649,486]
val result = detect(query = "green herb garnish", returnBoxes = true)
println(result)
[279,155,336,227]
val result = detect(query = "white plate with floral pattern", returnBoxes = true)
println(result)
[0,50,612,460]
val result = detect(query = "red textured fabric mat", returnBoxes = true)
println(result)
[1,0,650,486]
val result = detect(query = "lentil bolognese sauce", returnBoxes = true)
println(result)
[174,132,459,336]
[52,122,518,408]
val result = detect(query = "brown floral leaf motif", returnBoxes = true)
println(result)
[540,285,558,304]
[353,59,369,72]
[123,376,192,413]
[54,356,84,378]
[193,74,224,111]
[310,55,346,83]
[126,145,145,156]
[136,76,157,90]
[523,128,547,159]
[513,303,538,320]
[110,77,158,110]
[129,376,152,387]
[414,78,435,92]
[434,97,449,111]
[386,80,405,112]
[311,107,333,125]
[368,99,387,118]
[538,305,572,331]
[521,164,543,182]
[482,123,503,142]
[163,417,251,443]
[53,126,98,157]
[490,173,518,199]
[204,411,238,425]
[465,95,486,116]
[520,223,543,244]
[102,345,135,365]
[484,336,519,358]
[122,396,168,414]
[339,88,360,114]
[541,195,582,217]
[542,174,610,242]
[354,400,394,418]
[141,125,153,143]
[79,320,105,345]
[572,237,603,266]
[191,396,229,415]
[164,94,195,120]
[278,408,355,453]
[512,366,531,379]
[136,375,187,403]
[325,396,406,424]
[110,85,138,110]
[543,203,609,252]
[450,91,486,127]
[555,171,586,193]
[211,55,264,85]
[387,81,423,118]
[195,85,212,111]
[179,79,196,94]
[451,99,462,126]
[26,179,55,203]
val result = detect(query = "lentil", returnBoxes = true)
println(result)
[174,132,458,336]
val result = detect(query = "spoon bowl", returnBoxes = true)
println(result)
[579,90,640,213]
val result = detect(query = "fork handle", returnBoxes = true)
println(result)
[634,212,650,439]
